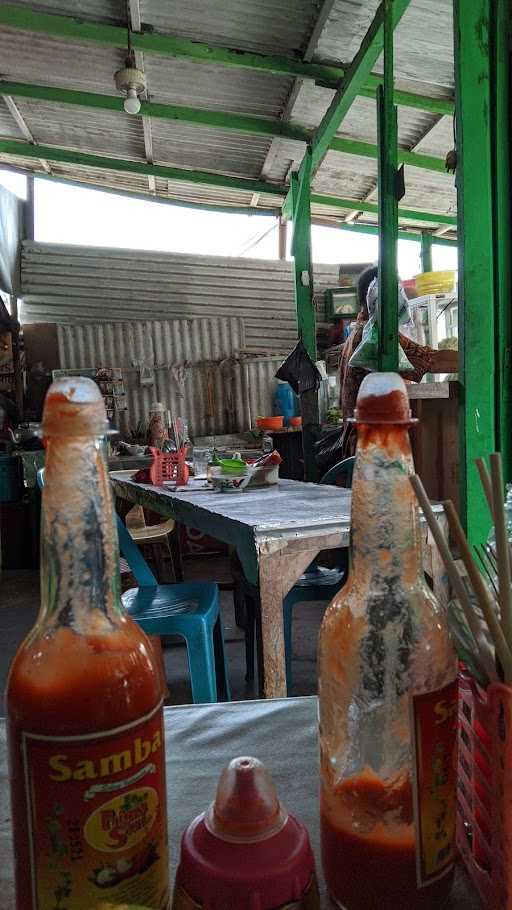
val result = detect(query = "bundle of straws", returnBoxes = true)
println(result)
[411,453,512,688]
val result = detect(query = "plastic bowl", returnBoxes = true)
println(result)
[256,416,284,431]
[211,471,252,494]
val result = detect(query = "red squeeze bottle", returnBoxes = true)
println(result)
[173,756,319,909]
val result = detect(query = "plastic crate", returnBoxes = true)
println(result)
[457,673,512,909]
[148,446,189,487]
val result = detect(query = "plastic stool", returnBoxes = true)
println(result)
[117,518,230,704]
[283,566,344,690]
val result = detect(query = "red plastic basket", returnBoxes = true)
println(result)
[457,673,512,909]
[148,446,189,487]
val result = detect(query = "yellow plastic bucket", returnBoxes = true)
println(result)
[415,270,456,296]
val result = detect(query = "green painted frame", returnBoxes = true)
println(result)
[0,4,454,116]
[376,1,399,372]
[0,80,447,175]
[454,0,495,543]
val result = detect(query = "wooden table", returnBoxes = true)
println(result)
[111,473,447,699]
[0,697,481,908]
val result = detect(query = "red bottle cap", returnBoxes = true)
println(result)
[174,756,318,910]
[204,756,288,843]
[353,372,416,425]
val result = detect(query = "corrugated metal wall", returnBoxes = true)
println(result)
[57,316,251,437]
[20,241,340,353]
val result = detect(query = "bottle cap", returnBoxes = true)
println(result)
[175,756,318,909]
[204,756,288,843]
[43,377,108,438]
[353,372,416,425]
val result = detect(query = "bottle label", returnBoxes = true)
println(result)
[21,701,169,909]
[173,875,320,909]
[410,679,458,888]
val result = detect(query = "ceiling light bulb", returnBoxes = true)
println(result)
[124,87,141,115]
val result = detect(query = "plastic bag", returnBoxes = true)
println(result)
[349,278,414,372]
[275,340,321,395]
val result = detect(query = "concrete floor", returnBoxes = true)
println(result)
[0,556,326,705]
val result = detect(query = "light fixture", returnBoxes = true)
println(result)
[114,58,146,115]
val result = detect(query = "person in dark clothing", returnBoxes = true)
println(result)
[316,265,458,474]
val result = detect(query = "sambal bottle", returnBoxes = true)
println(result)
[6,376,169,910]
[318,373,457,910]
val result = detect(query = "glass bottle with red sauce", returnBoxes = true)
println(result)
[318,373,457,910]
[6,377,170,910]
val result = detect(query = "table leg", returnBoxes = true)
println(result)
[257,545,320,699]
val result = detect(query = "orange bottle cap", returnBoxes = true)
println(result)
[204,756,288,844]
[43,376,109,438]
[353,372,416,425]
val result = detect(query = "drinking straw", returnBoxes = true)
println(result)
[444,500,512,683]
[489,453,512,643]
[410,475,497,682]
[476,457,495,518]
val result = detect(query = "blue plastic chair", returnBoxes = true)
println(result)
[37,469,230,704]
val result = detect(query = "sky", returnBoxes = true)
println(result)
[0,168,457,278]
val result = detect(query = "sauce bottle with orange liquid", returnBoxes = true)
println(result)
[318,373,457,910]
[6,376,170,910]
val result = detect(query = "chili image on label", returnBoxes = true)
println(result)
[410,678,458,888]
[21,700,169,909]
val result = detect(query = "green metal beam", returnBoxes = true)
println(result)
[336,221,456,245]
[330,137,446,173]
[0,139,286,197]
[0,81,447,176]
[377,1,399,372]
[308,0,412,177]
[23,169,280,217]
[290,155,315,359]
[0,4,454,118]
[454,0,495,544]
[309,193,457,225]
[360,82,453,116]
[491,0,512,483]
[0,138,458,227]
[420,231,433,271]
[0,80,311,144]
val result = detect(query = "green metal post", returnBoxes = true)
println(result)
[290,153,319,481]
[491,0,512,483]
[290,154,315,360]
[377,0,399,372]
[420,232,433,273]
[454,0,495,544]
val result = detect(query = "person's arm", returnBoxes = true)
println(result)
[399,334,458,381]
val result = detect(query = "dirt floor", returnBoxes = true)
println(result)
[0,555,327,706]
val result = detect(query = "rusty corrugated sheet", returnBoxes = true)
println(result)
[56,316,250,437]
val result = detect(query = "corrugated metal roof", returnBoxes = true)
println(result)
[0,27,126,93]
[6,1,125,24]
[140,0,323,56]
[315,0,454,92]
[14,98,146,160]
[0,0,457,230]
[146,57,293,119]
[150,120,273,179]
